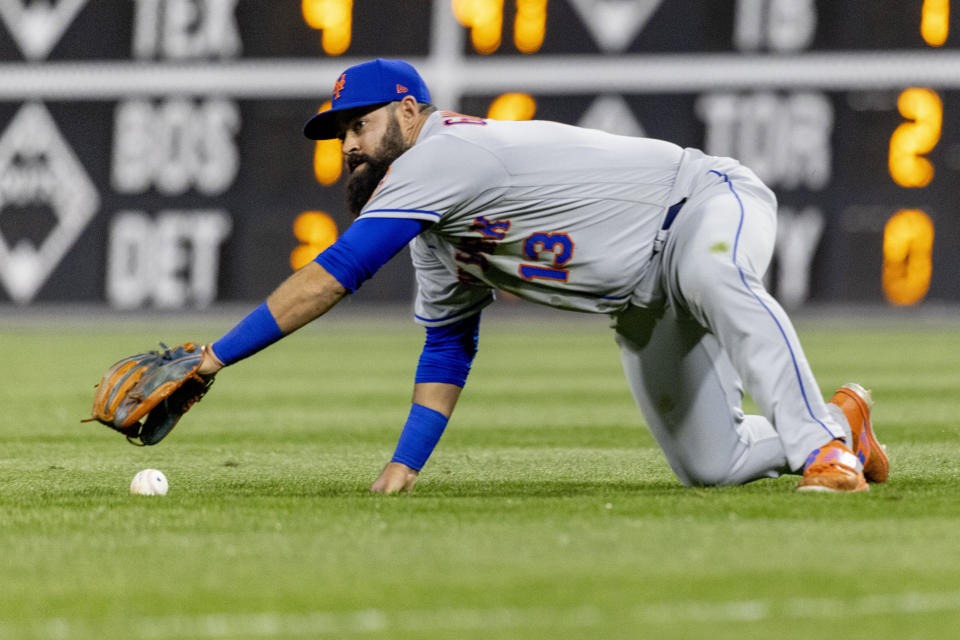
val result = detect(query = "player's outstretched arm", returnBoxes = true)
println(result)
[199,218,427,377]
[266,261,347,333]
[197,262,346,376]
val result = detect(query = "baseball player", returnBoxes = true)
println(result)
[196,58,889,494]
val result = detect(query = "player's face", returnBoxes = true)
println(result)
[341,104,408,216]
[340,104,402,173]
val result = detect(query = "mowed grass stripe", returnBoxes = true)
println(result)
[6,591,960,639]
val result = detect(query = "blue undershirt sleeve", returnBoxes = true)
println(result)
[414,312,481,387]
[314,217,428,292]
[390,314,480,469]
[390,404,449,471]
[210,302,284,366]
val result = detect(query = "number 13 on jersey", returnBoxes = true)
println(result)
[519,232,574,282]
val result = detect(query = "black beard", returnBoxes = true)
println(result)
[346,156,392,218]
[345,118,408,217]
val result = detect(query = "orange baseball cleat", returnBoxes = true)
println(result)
[797,440,868,493]
[830,383,889,483]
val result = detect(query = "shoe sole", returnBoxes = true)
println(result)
[797,467,869,493]
[835,384,889,483]
[797,485,834,493]
[797,473,869,493]
[797,483,869,493]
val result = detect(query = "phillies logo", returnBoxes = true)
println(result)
[0,103,99,303]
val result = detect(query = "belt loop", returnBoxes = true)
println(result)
[653,197,687,254]
[661,197,687,231]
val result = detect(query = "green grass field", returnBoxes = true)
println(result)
[1,308,958,639]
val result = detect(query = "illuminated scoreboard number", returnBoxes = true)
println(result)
[885,88,942,305]
[921,0,951,46]
[301,0,353,55]
[881,0,953,305]
[878,0,953,308]
[452,0,548,54]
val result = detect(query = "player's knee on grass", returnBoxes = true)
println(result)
[671,454,742,488]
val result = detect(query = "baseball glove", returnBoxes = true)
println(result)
[84,342,214,445]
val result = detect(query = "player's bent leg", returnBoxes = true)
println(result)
[683,259,840,465]
[666,172,848,474]
[613,304,790,487]
[683,266,869,492]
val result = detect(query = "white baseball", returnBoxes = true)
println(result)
[130,469,169,496]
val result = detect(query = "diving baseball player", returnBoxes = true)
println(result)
[196,58,889,494]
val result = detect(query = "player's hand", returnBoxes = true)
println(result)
[197,344,225,377]
[370,462,419,494]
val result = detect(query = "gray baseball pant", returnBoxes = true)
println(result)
[613,165,851,486]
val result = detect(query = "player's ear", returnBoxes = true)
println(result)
[396,96,421,125]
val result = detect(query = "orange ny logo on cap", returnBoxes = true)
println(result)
[333,73,346,100]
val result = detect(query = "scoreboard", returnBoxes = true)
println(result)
[0,0,957,310]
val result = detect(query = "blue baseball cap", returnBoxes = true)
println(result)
[303,58,432,140]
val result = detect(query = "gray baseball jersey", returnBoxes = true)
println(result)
[357,111,723,326]
[358,110,850,484]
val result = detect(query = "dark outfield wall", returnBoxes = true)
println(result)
[0,0,956,309]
